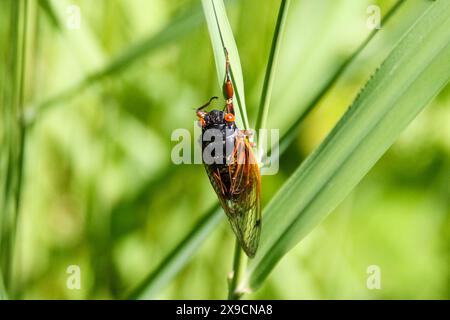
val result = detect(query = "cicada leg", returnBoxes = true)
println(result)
[224,49,235,115]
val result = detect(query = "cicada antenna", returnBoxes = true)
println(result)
[196,96,218,111]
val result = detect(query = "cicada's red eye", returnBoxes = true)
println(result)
[224,113,235,123]
[196,110,206,119]
[197,110,207,127]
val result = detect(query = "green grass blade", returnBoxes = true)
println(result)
[255,0,290,135]
[37,0,61,30]
[128,205,223,299]
[0,269,6,299]
[201,0,249,129]
[0,0,28,296]
[245,0,450,291]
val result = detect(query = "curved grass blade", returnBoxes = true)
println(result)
[37,0,61,30]
[244,0,450,292]
[201,0,251,300]
[201,0,249,129]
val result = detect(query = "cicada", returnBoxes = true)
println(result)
[196,51,261,258]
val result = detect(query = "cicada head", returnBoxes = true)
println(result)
[197,108,236,130]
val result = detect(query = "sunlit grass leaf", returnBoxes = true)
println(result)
[244,0,450,291]
[0,0,28,297]
[0,264,7,299]
[201,0,249,129]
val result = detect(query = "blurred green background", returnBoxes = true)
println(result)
[1,0,449,299]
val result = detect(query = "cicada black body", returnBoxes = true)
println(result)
[196,51,261,257]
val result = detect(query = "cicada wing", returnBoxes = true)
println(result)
[204,135,261,257]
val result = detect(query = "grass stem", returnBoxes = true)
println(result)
[227,239,247,300]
